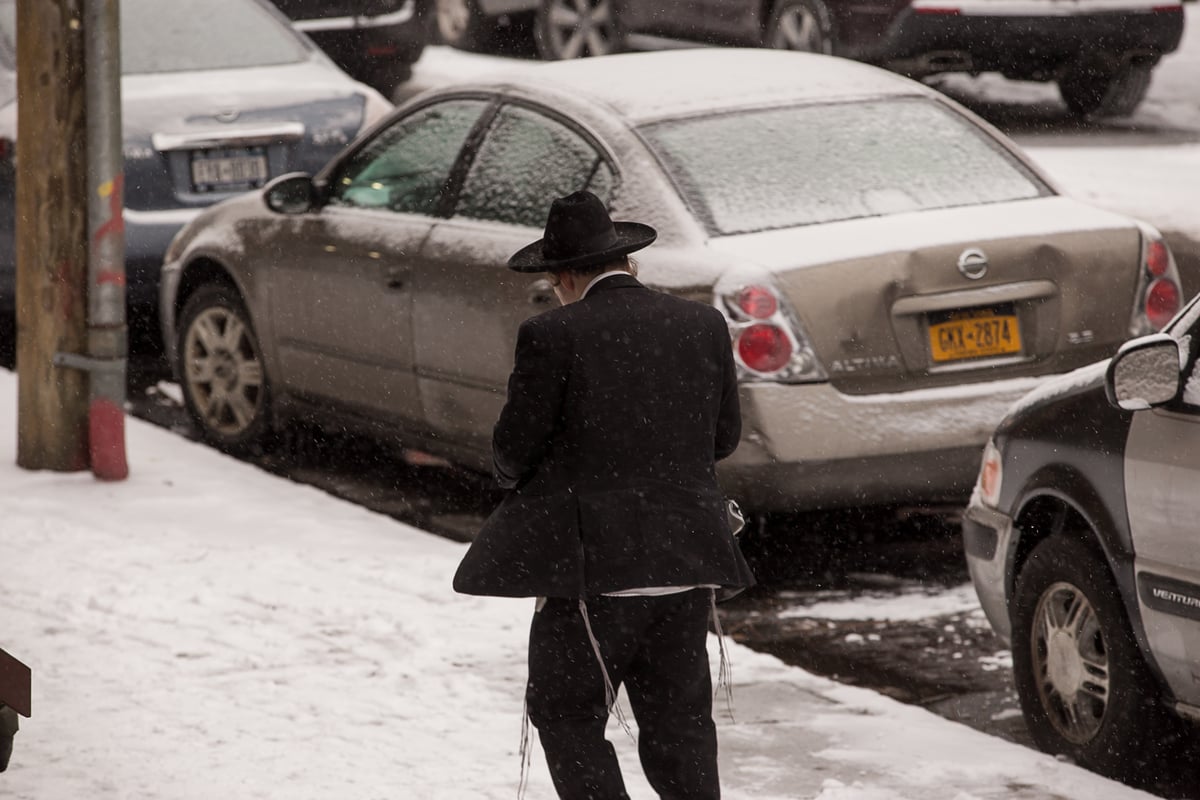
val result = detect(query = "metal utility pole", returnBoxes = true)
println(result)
[78,0,128,480]
[15,0,127,479]
[15,0,89,472]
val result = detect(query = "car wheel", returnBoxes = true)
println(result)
[1058,60,1153,118]
[435,0,497,52]
[176,284,273,455]
[765,0,833,54]
[533,0,624,60]
[1011,535,1182,780]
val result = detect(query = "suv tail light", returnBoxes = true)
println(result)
[718,281,827,383]
[1131,225,1183,334]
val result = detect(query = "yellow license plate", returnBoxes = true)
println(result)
[929,308,1022,363]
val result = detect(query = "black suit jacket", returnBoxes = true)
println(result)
[454,274,754,598]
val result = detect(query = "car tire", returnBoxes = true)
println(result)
[764,0,834,54]
[435,0,498,52]
[367,60,417,99]
[1011,535,1184,781]
[533,0,624,60]
[176,284,274,456]
[1058,60,1153,118]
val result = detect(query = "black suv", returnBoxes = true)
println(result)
[965,291,1200,782]
[271,0,432,96]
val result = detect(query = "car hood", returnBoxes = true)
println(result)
[1005,357,1109,423]
[707,196,1143,395]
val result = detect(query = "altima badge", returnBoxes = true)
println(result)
[957,248,989,280]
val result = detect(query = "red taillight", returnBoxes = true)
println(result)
[1145,278,1181,330]
[0,137,11,161]
[1146,240,1171,277]
[736,285,778,319]
[737,324,792,373]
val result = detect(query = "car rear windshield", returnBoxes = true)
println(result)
[0,0,310,75]
[639,98,1050,236]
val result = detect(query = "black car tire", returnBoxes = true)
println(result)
[1058,60,1153,118]
[176,284,274,456]
[435,0,498,52]
[765,0,834,54]
[533,0,624,60]
[1011,535,1183,781]
[367,59,417,99]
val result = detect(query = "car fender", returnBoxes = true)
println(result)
[1009,464,1170,694]
[172,252,283,419]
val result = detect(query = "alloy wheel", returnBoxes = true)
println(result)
[182,306,265,438]
[437,0,473,43]
[540,0,619,59]
[769,4,828,52]
[1030,581,1110,744]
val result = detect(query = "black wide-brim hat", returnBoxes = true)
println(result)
[508,190,657,273]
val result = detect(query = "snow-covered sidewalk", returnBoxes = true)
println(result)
[0,369,1155,799]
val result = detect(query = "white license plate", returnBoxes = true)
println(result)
[190,150,269,190]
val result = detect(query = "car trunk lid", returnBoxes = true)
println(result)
[119,63,365,212]
[708,196,1142,394]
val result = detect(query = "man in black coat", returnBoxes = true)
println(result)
[454,190,753,799]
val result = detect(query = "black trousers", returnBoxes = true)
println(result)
[526,589,719,800]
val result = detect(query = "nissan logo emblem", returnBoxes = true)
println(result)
[958,248,989,280]
[215,108,240,123]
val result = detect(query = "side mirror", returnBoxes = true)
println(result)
[264,172,317,215]
[1105,333,1181,411]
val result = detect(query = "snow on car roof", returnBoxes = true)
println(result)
[480,48,930,122]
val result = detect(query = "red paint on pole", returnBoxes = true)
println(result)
[94,174,125,241]
[96,270,125,286]
[89,398,129,481]
[53,259,83,321]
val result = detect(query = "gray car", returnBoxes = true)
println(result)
[0,0,391,345]
[158,48,1183,513]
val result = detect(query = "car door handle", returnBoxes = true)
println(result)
[527,279,555,305]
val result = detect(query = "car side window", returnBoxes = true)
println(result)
[455,104,614,227]
[329,99,486,215]
[1181,328,1200,411]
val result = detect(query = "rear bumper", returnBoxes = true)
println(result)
[716,376,1045,512]
[125,208,199,308]
[963,497,1015,643]
[0,206,196,338]
[867,3,1185,77]
[295,0,427,67]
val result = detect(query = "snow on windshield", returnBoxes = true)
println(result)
[639,98,1048,236]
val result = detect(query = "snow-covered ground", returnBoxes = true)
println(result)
[0,369,1158,799]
